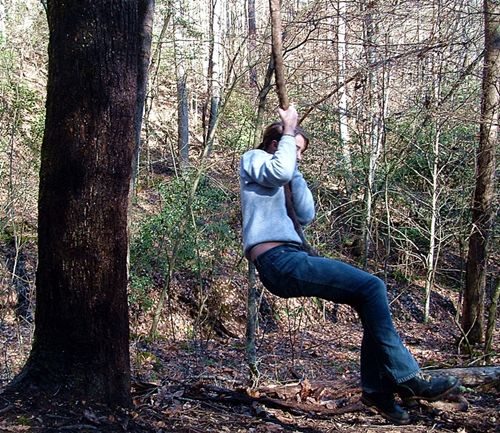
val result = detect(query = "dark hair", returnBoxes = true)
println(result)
[257,122,310,151]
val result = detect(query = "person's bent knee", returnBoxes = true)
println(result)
[363,275,387,301]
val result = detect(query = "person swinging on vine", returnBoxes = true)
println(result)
[239,105,459,425]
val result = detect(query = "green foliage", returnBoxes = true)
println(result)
[375,113,478,272]
[129,274,155,312]
[389,118,476,223]
[396,226,428,253]
[129,174,237,312]
[388,113,477,188]
[393,269,411,284]
[219,94,259,152]
[15,415,31,426]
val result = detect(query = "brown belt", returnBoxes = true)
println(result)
[248,242,286,263]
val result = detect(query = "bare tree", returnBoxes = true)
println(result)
[203,0,225,154]
[462,0,499,345]
[359,1,387,267]
[247,0,258,87]
[131,0,155,188]
[0,1,5,40]
[337,0,353,188]
[424,0,444,322]
[173,0,190,170]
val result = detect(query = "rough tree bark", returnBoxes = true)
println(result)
[8,0,153,406]
[461,0,499,345]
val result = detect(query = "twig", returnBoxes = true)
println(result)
[57,424,100,431]
[184,384,363,417]
[0,404,14,415]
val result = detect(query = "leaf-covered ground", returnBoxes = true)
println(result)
[1,293,498,433]
[0,163,498,432]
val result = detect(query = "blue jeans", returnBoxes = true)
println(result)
[254,244,420,393]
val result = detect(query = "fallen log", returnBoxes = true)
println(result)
[425,366,500,387]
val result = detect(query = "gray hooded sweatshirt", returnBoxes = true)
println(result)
[239,135,315,256]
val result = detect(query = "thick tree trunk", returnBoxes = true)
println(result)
[427,366,500,387]
[10,0,150,407]
[462,0,499,344]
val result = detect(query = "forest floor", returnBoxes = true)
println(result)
[0,291,498,433]
[0,162,498,432]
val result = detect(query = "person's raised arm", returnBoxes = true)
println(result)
[241,106,299,187]
[278,105,298,135]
